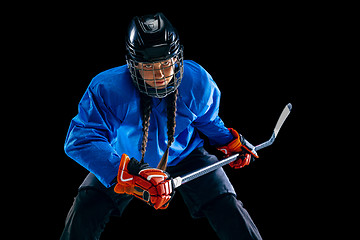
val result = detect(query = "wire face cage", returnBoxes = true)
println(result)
[126,49,184,98]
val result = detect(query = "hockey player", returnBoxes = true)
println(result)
[61,13,262,239]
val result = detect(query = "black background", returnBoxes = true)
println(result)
[12,2,339,239]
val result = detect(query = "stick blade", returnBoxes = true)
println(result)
[274,103,292,137]
[255,103,292,152]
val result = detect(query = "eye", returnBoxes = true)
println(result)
[144,64,153,69]
[162,61,171,66]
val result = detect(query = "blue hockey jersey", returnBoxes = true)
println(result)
[64,60,234,187]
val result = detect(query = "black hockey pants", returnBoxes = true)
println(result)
[60,147,262,240]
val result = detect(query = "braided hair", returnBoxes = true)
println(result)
[139,93,153,163]
[139,89,178,170]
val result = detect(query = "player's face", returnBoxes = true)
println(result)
[137,58,175,89]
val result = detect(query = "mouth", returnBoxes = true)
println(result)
[144,76,173,89]
[155,80,166,84]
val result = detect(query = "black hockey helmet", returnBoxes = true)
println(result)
[125,13,184,98]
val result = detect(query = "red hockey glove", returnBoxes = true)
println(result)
[114,154,174,210]
[217,128,259,169]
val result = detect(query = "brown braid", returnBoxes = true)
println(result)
[166,88,178,147]
[140,93,153,164]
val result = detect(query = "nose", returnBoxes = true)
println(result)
[153,64,164,79]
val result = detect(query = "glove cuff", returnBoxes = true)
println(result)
[217,128,243,153]
[228,128,243,151]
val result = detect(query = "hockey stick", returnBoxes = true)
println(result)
[172,103,292,189]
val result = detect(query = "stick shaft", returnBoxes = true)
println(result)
[173,154,239,188]
[181,154,239,184]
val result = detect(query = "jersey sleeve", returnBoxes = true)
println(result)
[64,84,123,187]
[190,66,234,147]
